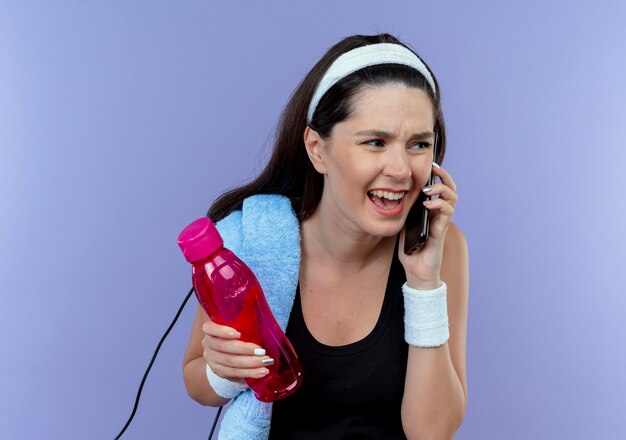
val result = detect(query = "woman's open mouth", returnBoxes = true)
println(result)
[367,190,407,217]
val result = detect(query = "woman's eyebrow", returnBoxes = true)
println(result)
[354,129,434,141]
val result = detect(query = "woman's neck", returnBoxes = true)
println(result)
[300,206,396,277]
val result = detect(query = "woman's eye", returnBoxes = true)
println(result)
[364,140,431,149]
[365,139,384,147]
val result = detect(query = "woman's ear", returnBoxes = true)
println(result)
[303,125,328,174]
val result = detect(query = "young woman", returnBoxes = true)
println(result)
[182,33,469,439]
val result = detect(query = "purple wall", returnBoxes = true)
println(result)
[2,1,625,438]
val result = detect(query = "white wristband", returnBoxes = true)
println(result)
[402,281,450,347]
[205,363,249,399]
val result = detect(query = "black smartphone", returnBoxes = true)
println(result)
[403,131,438,255]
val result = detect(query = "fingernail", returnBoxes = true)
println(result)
[261,358,275,366]
[432,162,441,169]
[227,331,241,338]
[259,368,270,376]
[253,348,266,356]
[422,185,432,193]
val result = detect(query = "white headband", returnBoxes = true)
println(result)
[307,42,437,124]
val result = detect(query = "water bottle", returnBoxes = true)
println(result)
[177,217,303,402]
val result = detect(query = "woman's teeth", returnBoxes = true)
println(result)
[367,190,406,200]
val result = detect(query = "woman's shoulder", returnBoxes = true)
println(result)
[441,221,469,280]
[444,221,468,254]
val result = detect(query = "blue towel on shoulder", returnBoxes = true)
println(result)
[214,193,301,440]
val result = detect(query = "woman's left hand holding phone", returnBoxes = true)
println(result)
[398,162,458,290]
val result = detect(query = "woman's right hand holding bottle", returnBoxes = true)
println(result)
[201,318,274,382]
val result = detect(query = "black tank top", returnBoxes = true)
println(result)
[268,237,409,439]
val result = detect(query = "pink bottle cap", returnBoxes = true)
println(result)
[177,217,224,263]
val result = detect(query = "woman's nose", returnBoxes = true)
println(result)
[382,147,412,180]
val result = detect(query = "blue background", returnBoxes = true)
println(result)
[2,1,625,438]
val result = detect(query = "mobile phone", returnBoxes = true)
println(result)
[403,131,438,255]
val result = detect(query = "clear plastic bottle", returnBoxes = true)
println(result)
[177,217,303,402]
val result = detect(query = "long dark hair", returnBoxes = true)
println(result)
[207,33,446,223]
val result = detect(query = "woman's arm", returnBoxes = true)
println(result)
[182,303,273,407]
[182,304,232,407]
[401,222,469,440]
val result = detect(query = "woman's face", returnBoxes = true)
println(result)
[307,83,436,238]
